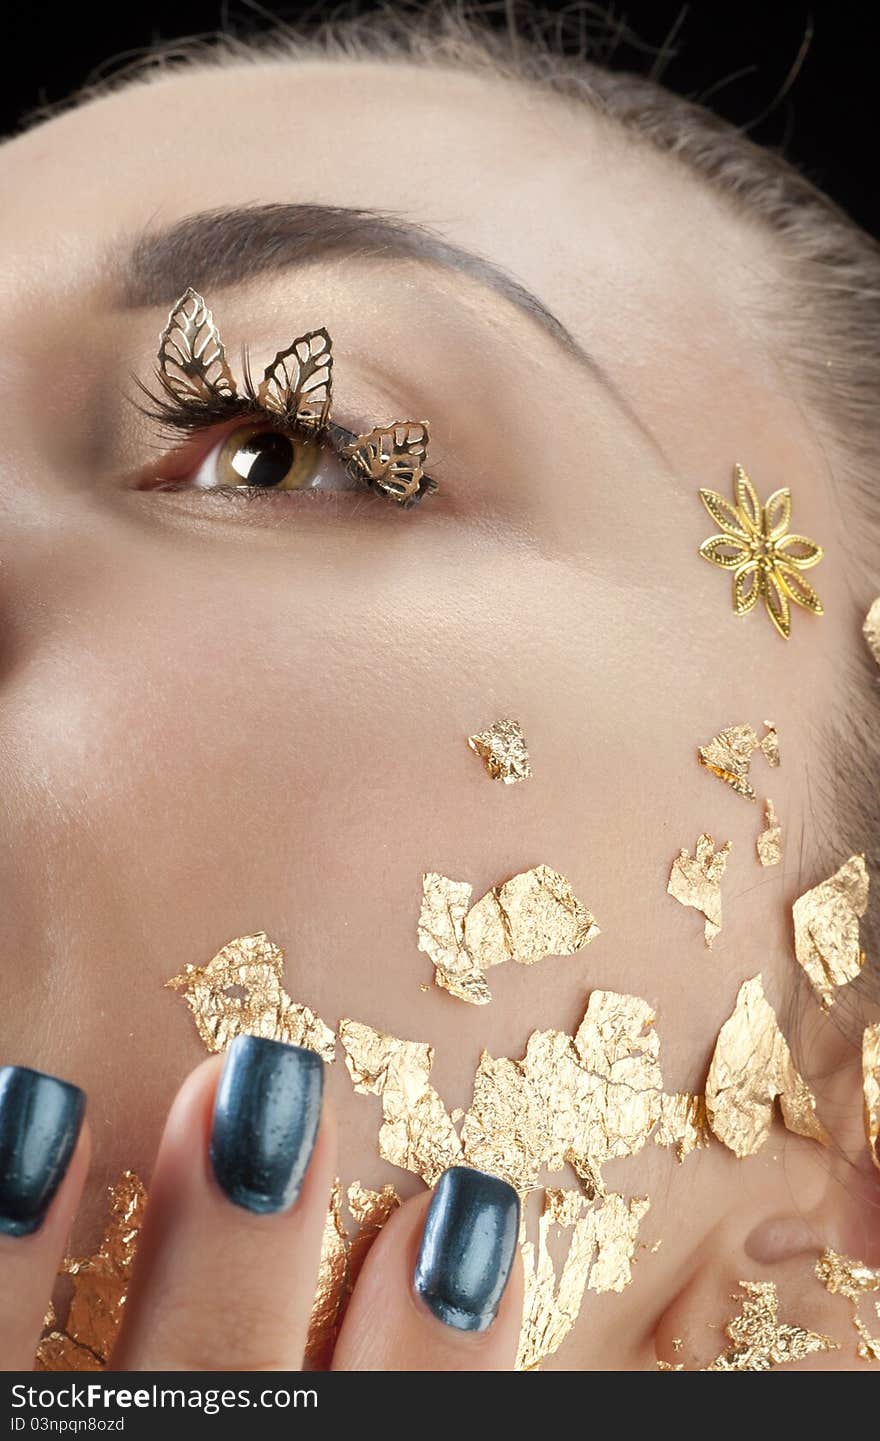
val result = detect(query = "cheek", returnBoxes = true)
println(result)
[0,502,805,1284]
[0,513,787,1079]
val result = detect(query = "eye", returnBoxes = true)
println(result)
[187,420,360,493]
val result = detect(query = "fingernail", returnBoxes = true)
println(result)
[414,1165,520,1332]
[209,1035,324,1215]
[0,1066,85,1237]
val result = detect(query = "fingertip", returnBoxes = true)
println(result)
[335,1171,523,1370]
[154,1042,335,1222]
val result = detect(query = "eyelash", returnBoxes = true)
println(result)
[128,366,361,496]
[127,350,437,511]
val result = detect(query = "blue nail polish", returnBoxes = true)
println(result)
[209,1035,324,1215]
[414,1165,520,1332]
[0,1066,85,1238]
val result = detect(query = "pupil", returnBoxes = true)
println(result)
[232,432,295,487]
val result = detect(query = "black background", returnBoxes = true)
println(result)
[4,2,878,238]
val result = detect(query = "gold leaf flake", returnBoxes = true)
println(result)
[339,1020,463,1184]
[760,720,780,768]
[697,721,779,801]
[816,1248,880,1363]
[667,833,731,946]
[466,866,600,969]
[417,866,599,1005]
[459,1049,550,1191]
[863,597,880,668]
[304,1179,402,1369]
[653,1093,712,1161]
[516,1189,650,1370]
[705,976,829,1156]
[792,855,869,1009]
[756,797,783,867]
[305,1181,349,1370]
[816,1248,880,1305]
[467,717,532,784]
[856,1313,880,1363]
[166,931,336,1062]
[588,1193,651,1294]
[35,1172,147,1371]
[517,1191,595,1371]
[862,1022,880,1172]
[346,1182,401,1281]
[702,1281,838,1370]
[460,990,663,1195]
[417,873,483,1002]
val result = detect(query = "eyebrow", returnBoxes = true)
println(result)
[114,202,664,457]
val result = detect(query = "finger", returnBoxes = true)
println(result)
[112,1035,334,1371]
[333,1165,522,1371]
[0,1066,90,1372]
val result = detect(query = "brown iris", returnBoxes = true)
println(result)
[214,422,323,491]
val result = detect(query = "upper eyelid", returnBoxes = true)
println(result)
[135,289,438,508]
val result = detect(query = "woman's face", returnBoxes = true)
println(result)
[0,59,859,1366]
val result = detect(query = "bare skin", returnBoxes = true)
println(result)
[0,58,875,1369]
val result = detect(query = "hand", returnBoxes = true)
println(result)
[0,1041,522,1371]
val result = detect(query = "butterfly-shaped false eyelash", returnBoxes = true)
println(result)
[254,329,333,434]
[150,288,437,506]
[156,287,238,407]
[340,422,437,506]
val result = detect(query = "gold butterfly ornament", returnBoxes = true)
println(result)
[151,287,437,507]
[698,464,824,639]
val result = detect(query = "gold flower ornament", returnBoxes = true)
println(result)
[699,465,824,639]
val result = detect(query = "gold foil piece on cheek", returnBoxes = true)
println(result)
[460,991,663,1195]
[339,1020,463,1185]
[304,1181,349,1371]
[863,598,880,668]
[417,873,483,1003]
[817,1249,880,1362]
[653,1093,712,1161]
[516,1189,651,1371]
[587,1193,651,1294]
[416,868,599,1006]
[166,931,336,1062]
[705,975,830,1156]
[35,1172,147,1371]
[697,721,780,800]
[862,1023,880,1172]
[667,834,731,947]
[702,1281,839,1370]
[417,866,600,1006]
[345,1182,402,1279]
[304,1180,402,1369]
[854,1312,880,1363]
[460,1048,552,1192]
[303,1180,402,1369]
[792,854,869,1009]
[467,718,532,784]
[756,798,783,867]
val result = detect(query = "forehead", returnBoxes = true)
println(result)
[0,58,812,476]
